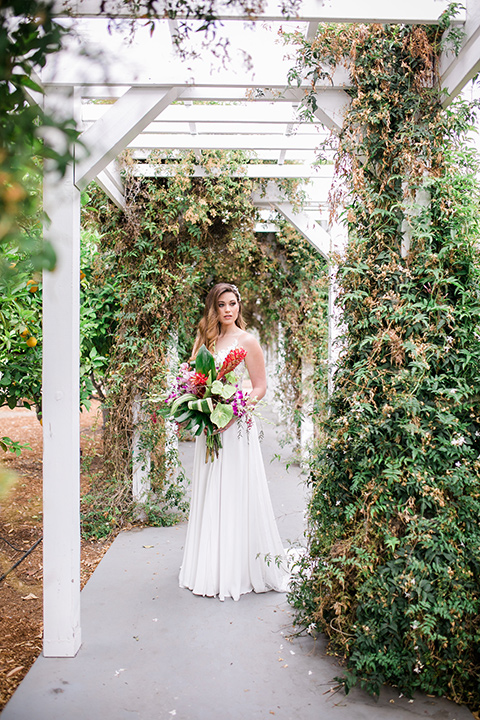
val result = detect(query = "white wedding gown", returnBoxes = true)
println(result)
[179,343,289,601]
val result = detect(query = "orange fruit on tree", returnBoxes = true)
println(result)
[20,327,29,337]
[28,285,38,293]
[26,337,37,347]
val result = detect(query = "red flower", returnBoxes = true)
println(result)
[217,347,247,380]
[192,372,208,386]
[151,411,157,424]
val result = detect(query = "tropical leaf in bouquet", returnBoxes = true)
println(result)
[211,402,234,428]
[188,397,214,414]
[171,392,197,416]
[174,408,194,424]
[211,380,236,399]
[195,344,216,378]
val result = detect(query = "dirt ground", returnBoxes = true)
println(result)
[0,400,110,710]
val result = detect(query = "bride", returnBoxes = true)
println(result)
[179,282,289,601]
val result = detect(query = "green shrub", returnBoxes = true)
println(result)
[287,22,480,709]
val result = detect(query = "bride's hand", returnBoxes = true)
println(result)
[214,417,236,435]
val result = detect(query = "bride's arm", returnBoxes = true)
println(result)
[243,335,267,406]
[214,335,266,434]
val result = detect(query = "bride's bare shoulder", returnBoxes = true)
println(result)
[238,330,261,352]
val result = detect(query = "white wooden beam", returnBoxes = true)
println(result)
[440,0,480,105]
[313,89,352,132]
[79,86,304,102]
[96,161,126,209]
[125,133,327,150]
[75,86,179,190]
[327,220,347,396]
[273,203,330,258]
[132,395,151,504]
[50,0,463,24]
[252,183,329,256]
[82,101,316,125]
[15,67,44,107]
[132,163,334,179]
[42,86,82,658]
[43,63,350,90]
[41,26,351,89]
[132,148,333,163]
[96,121,325,135]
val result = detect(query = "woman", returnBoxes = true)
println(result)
[179,282,289,601]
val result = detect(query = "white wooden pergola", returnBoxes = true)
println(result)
[39,0,480,657]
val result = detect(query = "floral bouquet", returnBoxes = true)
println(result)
[159,344,250,462]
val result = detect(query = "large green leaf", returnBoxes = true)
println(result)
[195,344,216,378]
[210,402,234,428]
[170,392,197,415]
[188,397,214,414]
[211,379,236,399]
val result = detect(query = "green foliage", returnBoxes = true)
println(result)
[0,436,31,455]
[286,23,480,710]
[0,227,121,453]
[0,1,78,278]
[0,244,42,414]
[79,225,121,405]
[85,150,328,534]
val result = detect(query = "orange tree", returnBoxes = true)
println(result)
[0,224,121,443]
[0,244,42,453]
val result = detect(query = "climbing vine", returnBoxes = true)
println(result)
[82,149,327,537]
[286,22,480,709]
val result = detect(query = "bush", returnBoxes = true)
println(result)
[287,23,480,710]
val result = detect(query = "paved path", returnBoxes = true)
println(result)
[2,414,473,720]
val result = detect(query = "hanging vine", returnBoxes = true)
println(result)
[285,21,480,710]
[81,150,327,537]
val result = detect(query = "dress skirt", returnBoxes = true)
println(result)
[179,418,289,601]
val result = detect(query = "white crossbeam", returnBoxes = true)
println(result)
[252,182,330,257]
[96,161,125,209]
[328,220,347,395]
[82,102,317,125]
[51,0,462,24]
[42,63,350,90]
[75,86,179,190]
[82,119,327,136]
[132,163,334,179]
[313,89,351,132]
[273,203,330,258]
[125,133,326,150]
[131,149,334,163]
[79,86,305,102]
[440,0,480,105]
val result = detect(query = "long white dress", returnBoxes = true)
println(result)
[179,343,289,601]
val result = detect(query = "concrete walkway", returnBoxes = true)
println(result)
[2,414,473,720]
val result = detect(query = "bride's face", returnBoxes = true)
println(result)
[217,291,239,329]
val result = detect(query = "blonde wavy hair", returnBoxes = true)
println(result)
[191,283,246,359]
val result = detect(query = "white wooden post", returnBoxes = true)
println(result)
[132,394,151,504]
[42,86,82,657]
[328,220,348,396]
[300,359,314,451]
[401,184,431,259]
[165,332,179,466]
